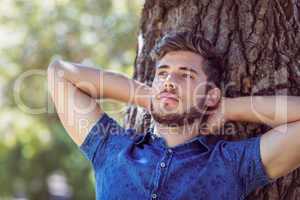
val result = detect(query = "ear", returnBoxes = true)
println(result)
[205,87,221,108]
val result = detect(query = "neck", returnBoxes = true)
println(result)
[153,118,205,147]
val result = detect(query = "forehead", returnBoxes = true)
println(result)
[156,50,204,72]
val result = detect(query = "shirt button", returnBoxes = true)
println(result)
[167,149,173,154]
[151,193,157,199]
[160,162,166,168]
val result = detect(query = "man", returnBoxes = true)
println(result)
[47,32,300,199]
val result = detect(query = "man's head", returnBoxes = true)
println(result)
[149,31,223,127]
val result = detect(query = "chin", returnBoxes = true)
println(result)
[150,107,179,118]
[154,100,182,113]
[150,99,209,127]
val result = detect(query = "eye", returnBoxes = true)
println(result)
[158,71,168,77]
[182,73,194,79]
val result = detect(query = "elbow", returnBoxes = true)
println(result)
[47,59,65,89]
[47,59,66,80]
[48,59,79,81]
[48,59,62,73]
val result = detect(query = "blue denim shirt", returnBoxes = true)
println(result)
[79,112,273,200]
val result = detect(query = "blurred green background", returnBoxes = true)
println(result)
[0,0,143,199]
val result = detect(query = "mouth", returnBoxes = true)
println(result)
[158,92,179,102]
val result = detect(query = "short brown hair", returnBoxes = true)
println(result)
[150,31,223,88]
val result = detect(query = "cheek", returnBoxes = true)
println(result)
[188,84,207,105]
[151,80,161,93]
[152,78,163,89]
[182,81,199,96]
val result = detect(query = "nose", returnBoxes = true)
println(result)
[164,75,177,91]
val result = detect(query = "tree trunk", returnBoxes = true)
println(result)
[124,0,300,199]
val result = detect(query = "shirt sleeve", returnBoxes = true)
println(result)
[227,135,275,196]
[79,112,125,163]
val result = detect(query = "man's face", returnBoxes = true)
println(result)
[150,50,217,127]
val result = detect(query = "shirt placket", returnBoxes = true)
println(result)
[150,148,174,200]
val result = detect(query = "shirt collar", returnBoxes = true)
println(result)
[134,127,210,152]
[133,127,155,145]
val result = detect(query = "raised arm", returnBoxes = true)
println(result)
[52,60,151,109]
[47,59,151,146]
[224,96,300,180]
[225,96,300,127]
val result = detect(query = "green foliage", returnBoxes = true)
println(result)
[0,0,143,199]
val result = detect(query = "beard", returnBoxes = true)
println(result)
[149,97,209,127]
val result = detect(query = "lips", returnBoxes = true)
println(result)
[158,92,179,102]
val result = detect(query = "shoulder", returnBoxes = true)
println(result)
[206,135,261,163]
[207,135,271,195]
[79,112,142,162]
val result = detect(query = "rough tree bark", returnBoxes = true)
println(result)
[124,0,300,199]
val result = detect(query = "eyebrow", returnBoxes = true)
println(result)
[157,65,169,71]
[179,66,199,75]
[157,65,199,75]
